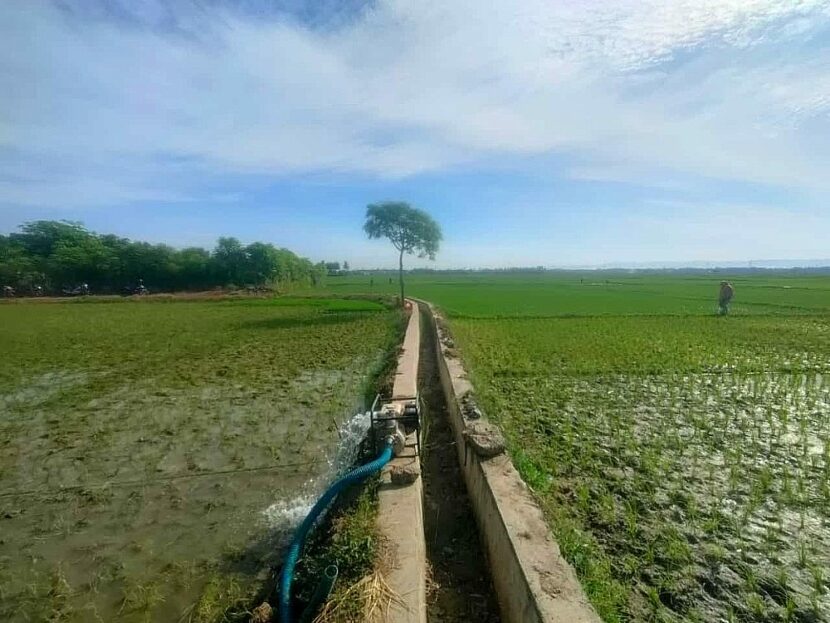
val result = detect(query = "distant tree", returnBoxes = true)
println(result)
[11,220,89,258]
[311,262,327,287]
[0,221,322,294]
[0,235,35,287]
[244,242,280,285]
[115,241,175,290]
[50,235,116,287]
[343,261,350,271]
[325,262,341,272]
[363,202,442,305]
[213,237,246,286]
[176,247,212,290]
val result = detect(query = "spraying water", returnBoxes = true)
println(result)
[328,410,372,474]
[263,410,373,533]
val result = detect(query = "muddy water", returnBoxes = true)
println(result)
[0,365,377,622]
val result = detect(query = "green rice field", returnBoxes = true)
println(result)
[0,297,402,622]
[335,272,830,622]
[3,273,829,622]
[325,272,830,317]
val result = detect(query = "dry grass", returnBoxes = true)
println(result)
[312,571,406,623]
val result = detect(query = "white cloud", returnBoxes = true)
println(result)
[612,200,830,263]
[1,0,830,207]
[539,0,830,69]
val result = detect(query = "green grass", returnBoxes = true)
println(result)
[453,315,830,376]
[323,272,830,316]
[0,296,402,623]
[293,479,382,622]
[331,271,830,622]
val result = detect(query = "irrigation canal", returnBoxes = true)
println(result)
[417,304,501,622]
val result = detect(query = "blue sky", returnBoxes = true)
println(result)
[2,0,830,268]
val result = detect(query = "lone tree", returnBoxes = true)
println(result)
[364,202,442,305]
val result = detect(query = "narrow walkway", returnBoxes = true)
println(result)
[418,305,501,623]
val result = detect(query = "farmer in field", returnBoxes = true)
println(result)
[718,281,734,315]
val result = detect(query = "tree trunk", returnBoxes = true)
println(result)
[398,247,405,307]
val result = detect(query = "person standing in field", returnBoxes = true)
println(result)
[718,281,734,315]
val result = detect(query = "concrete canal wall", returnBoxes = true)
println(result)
[418,301,600,623]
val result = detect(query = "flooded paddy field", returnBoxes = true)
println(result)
[452,313,830,622]
[0,297,402,622]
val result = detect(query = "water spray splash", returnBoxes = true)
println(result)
[328,410,372,474]
[263,410,372,532]
[262,495,315,533]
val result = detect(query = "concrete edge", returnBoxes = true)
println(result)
[415,299,602,623]
[376,304,427,623]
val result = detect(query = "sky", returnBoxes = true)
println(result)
[1,0,830,269]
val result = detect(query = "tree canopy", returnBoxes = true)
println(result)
[0,221,325,294]
[364,202,441,260]
[364,201,442,303]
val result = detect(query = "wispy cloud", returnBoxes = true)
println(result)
[1,0,830,208]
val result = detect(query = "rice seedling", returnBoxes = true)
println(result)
[436,276,830,622]
[0,297,403,621]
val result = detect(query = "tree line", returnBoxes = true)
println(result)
[0,221,326,294]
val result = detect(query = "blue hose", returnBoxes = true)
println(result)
[279,439,394,623]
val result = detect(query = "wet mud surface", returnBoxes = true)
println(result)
[488,372,830,622]
[0,300,399,622]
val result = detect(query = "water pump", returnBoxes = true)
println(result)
[368,394,422,459]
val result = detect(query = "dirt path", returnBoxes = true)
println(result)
[418,306,501,623]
